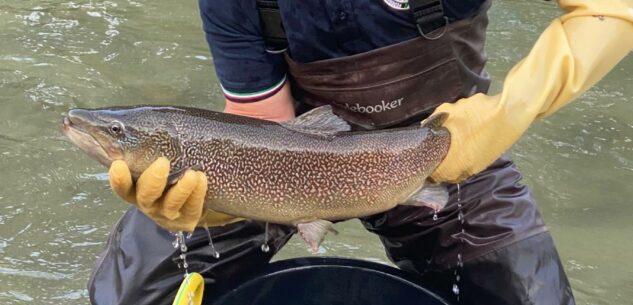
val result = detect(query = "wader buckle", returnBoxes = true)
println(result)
[416,16,448,40]
[410,0,448,40]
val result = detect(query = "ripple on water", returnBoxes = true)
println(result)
[0,291,34,302]
[51,290,87,300]
[0,267,71,281]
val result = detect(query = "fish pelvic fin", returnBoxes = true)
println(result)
[401,182,449,211]
[420,112,449,130]
[281,105,351,137]
[297,220,337,253]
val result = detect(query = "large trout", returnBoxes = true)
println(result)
[62,105,451,250]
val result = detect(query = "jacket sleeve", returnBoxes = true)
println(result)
[431,0,633,183]
[198,0,288,102]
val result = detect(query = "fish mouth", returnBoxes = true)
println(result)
[62,115,119,166]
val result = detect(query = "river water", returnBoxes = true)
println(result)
[0,1,631,304]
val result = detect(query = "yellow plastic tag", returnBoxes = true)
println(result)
[172,272,204,305]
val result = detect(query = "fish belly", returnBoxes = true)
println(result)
[205,172,426,225]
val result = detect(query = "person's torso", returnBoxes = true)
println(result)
[267,0,491,129]
[274,0,488,63]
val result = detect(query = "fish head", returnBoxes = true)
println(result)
[62,106,182,176]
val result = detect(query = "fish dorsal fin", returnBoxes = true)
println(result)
[281,105,351,137]
[420,112,449,130]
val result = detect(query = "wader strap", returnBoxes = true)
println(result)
[409,0,449,40]
[256,0,288,54]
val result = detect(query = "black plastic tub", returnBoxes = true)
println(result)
[208,257,449,305]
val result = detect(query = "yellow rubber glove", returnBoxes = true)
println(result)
[109,157,242,232]
[431,0,633,183]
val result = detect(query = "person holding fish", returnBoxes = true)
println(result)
[81,1,632,304]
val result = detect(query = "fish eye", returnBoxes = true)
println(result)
[109,121,124,135]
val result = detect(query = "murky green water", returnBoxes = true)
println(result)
[0,1,631,304]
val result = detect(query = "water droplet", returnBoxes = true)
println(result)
[456,183,461,201]
[263,222,270,241]
[186,232,193,239]
[179,254,189,270]
[433,213,438,221]
[203,225,212,239]
[261,243,270,253]
[174,232,187,252]
[203,225,219,257]
[452,184,464,299]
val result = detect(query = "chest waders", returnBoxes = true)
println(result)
[88,1,575,304]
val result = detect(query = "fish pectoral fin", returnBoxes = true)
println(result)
[281,105,351,137]
[401,183,449,211]
[297,220,335,253]
[167,164,204,185]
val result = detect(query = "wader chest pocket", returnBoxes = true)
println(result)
[287,44,466,129]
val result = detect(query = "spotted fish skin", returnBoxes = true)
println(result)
[63,105,450,225]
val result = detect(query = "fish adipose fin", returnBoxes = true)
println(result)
[297,220,338,253]
[401,183,449,211]
[282,105,351,137]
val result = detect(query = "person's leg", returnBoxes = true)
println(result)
[361,156,575,305]
[88,208,295,305]
[452,232,574,305]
